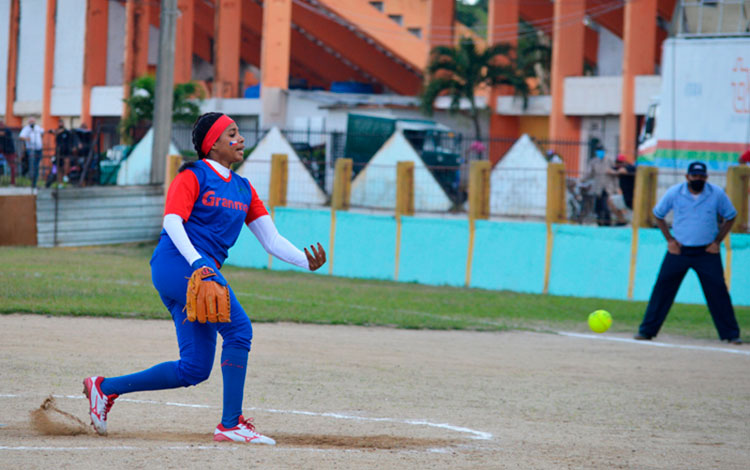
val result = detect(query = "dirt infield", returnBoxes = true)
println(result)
[1,314,748,469]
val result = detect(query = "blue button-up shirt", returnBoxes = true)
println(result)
[653,181,737,246]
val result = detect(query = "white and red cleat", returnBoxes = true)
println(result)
[214,415,276,445]
[82,376,118,435]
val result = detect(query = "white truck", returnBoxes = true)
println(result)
[638,37,750,172]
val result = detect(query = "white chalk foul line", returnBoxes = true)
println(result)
[1,394,492,442]
[252,407,492,440]
[0,445,224,451]
[559,331,750,357]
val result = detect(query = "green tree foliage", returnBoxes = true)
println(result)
[456,0,487,34]
[120,75,204,144]
[420,37,528,143]
[517,20,552,94]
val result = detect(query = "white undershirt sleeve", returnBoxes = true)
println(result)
[247,215,309,269]
[163,213,202,265]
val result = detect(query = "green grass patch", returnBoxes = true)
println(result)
[2,244,747,340]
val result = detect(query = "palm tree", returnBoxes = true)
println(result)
[420,37,529,144]
[120,75,204,144]
[517,20,552,95]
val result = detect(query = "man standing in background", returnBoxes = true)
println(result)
[19,117,45,189]
[0,119,17,185]
[635,161,741,344]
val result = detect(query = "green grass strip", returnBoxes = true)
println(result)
[2,244,747,340]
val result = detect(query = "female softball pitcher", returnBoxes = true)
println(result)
[82,112,326,444]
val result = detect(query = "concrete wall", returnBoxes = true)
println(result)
[225,208,750,307]
[15,0,47,115]
[36,185,163,247]
[51,0,85,117]
[596,26,623,76]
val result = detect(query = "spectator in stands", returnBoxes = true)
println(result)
[46,122,76,187]
[19,117,45,189]
[614,154,636,210]
[74,123,93,158]
[585,147,626,226]
[0,119,17,185]
[739,149,750,165]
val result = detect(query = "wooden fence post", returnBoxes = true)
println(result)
[329,158,352,275]
[545,162,566,224]
[726,165,750,233]
[269,153,288,209]
[394,161,415,281]
[331,158,352,211]
[468,160,490,221]
[164,154,183,195]
[631,166,658,228]
[466,160,490,287]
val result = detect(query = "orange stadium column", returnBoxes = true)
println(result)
[619,0,656,161]
[260,0,291,128]
[81,0,108,129]
[41,0,58,149]
[174,0,194,85]
[549,0,585,171]
[123,0,150,114]
[488,0,519,165]
[4,0,21,126]
[428,0,455,49]
[214,0,241,98]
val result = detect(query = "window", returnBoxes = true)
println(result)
[408,27,422,38]
[388,14,403,26]
[369,1,383,12]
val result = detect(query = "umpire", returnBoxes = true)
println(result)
[635,161,742,344]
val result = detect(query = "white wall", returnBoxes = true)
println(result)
[16,0,47,112]
[106,0,125,86]
[52,0,85,116]
[53,0,84,88]
[91,85,123,116]
[0,0,10,113]
[596,26,623,76]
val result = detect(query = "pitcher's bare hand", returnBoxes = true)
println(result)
[305,242,327,271]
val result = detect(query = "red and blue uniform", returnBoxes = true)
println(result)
[101,160,268,428]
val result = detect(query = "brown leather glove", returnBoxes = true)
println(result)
[185,266,231,323]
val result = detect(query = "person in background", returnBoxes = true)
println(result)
[739,149,750,165]
[613,154,636,210]
[635,161,741,344]
[19,117,45,189]
[585,147,626,226]
[0,119,17,185]
[46,122,75,187]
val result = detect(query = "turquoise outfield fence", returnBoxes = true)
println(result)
[226,207,748,306]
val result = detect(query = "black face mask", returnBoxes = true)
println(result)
[689,179,706,192]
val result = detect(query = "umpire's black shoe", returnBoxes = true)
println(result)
[725,338,743,345]
[633,334,653,341]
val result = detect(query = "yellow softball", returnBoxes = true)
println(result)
[588,310,612,333]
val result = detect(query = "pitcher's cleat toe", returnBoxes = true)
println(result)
[214,416,276,445]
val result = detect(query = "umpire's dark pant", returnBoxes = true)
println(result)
[639,246,740,340]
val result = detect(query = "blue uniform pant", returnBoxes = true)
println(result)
[100,242,253,427]
[638,247,740,340]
